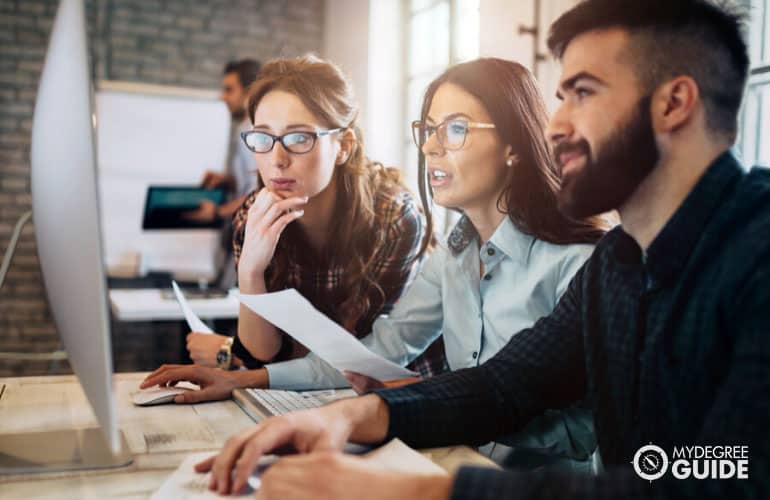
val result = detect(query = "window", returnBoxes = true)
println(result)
[739,0,770,167]
[404,0,480,232]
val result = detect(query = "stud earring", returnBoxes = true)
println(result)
[506,158,514,167]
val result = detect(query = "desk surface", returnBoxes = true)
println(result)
[0,373,495,499]
[109,289,239,322]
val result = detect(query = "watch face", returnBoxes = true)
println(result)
[216,351,227,365]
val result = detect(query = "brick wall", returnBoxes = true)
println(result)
[0,0,324,377]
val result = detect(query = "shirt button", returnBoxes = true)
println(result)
[483,273,492,281]
[487,248,495,256]
[472,351,478,359]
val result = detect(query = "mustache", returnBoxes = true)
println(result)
[553,140,590,167]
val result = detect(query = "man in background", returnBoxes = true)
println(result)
[188,58,261,287]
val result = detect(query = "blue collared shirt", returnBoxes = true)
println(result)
[266,215,595,389]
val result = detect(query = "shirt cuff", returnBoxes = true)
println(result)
[373,385,431,445]
[265,357,349,390]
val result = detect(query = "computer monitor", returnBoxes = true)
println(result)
[0,0,131,473]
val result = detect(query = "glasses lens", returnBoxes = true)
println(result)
[283,132,315,153]
[244,132,274,153]
[441,120,468,150]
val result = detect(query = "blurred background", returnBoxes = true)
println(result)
[1,0,768,377]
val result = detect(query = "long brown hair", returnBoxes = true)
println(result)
[245,55,429,330]
[418,58,608,244]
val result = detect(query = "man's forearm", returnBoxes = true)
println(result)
[339,394,391,444]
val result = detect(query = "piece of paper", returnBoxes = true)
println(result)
[150,451,274,499]
[238,289,417,381]
[172,280,214,334]
[122,418,218,454]
[364,439,447,475]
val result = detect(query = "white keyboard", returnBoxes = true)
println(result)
[244,389,356,416]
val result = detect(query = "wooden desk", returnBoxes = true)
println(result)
[0,373,496,499]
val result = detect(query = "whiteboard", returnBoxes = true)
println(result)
[95,81,231,280]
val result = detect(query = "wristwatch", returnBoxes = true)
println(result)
[216,337,235,370]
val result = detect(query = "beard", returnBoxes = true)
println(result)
[554,95,660,219]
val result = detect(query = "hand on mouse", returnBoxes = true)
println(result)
[140,365,239,403]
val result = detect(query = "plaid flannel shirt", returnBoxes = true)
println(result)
[231,186,446,378]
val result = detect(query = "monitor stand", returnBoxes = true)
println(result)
[0,428,132,474]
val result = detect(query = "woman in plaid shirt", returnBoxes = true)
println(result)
[161,55,444,377]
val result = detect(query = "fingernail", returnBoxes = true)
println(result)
[295,210,304,216]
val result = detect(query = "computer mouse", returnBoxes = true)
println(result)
[131,386,192,406]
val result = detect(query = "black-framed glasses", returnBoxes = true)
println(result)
[411,119,496,151]
[240,128,344,154]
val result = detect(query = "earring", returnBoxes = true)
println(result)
[506,158,514,167]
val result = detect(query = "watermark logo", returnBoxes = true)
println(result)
[632,444,750,481]
[633,444,669,481]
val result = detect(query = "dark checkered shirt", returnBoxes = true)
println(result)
[376,152,770,499]
[231,186,446,377]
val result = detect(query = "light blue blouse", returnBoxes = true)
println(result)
[265,215,595,389]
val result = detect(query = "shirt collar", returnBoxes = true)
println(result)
[620,151,744,287]
[447,214,535,263]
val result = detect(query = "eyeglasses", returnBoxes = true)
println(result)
[240,128,344,154]
[411,119,496,151]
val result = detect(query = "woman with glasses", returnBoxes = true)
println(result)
[144,55,443,387]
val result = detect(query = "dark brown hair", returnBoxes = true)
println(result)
[246,55,429,331]
[547,0,749,138]
[223,58,261,89]
[418,58,608,245]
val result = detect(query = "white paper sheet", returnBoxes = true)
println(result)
[151,440,443,499]
[150,451,274,499]
[238,289,417,381]
[363,439,447,475]
[172,280,214,334]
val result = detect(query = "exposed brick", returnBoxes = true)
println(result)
[0,14,35,29]
[1,176,27,191]
[0,116,17,129]
[175,16,204,30]
[36,16,52,32]
[18,2,45,15]
[16,89,36,102]
[0,164,29,177]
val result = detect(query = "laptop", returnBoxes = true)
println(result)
[142,185,226,230]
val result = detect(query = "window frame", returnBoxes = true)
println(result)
[403,0,480,233]
[739,0,770,167]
